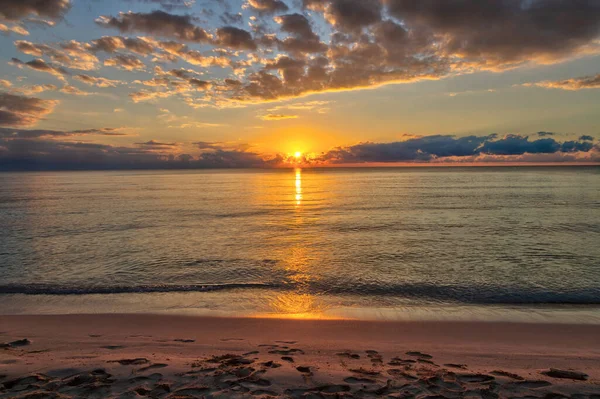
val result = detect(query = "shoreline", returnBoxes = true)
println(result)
[1,314,599,397]
[3,291,600,325]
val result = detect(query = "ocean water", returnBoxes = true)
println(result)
[1,167,599,322]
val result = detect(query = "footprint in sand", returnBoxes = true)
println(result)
[173,338,195,343]
[511,380,553,389]
[220,338,244,342]
[260,360,281,368]
[275,340,297,344]
[456,373,495,383]
[344,376,377,384]
[251,389,279,396]
[244,351,260,356]
[0,338,31,348]
[405,351,433,359]
[268,348,304,355]
[445,363,468,370]
[349,367,380,376]
[491,369,524,380]
[281,356,294,363]
[101,345,125,350]
[108,358,150,365]
[286,384,351,396]
[296,366,312,375]
[542,369,589,381]
[387,369,418,380]
[336,351,360,359]
[137,363,168,372]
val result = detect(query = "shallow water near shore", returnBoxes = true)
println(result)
[1,167,599,321]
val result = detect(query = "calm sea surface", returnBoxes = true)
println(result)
[1,167,599,322]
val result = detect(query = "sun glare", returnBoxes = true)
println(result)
[294,151,302,158]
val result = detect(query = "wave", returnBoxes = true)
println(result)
[1,281,599,305]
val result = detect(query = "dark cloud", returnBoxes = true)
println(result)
[74,74,122,88]
[247,0,289,15]
[537,131,555,137]
[104,54,146,71]
[274,13,326,54]
[325,0,383,31]
[385,0,600,67]
[1,130,597,170]
[0,134,281,171]
[0,127,129,138]
[580,135,595,141]
[124,0,196,12]
[14,40,98,71]
[96,10,210,43]
[220,12,243,25]
[319,134,597,163]
[89,36,155,56]
[0,0,71,21]
[10,57,70,79]
[0,138,171,171]
[0,92,58,127]
[215,26,257,50]
[136,140,178,149]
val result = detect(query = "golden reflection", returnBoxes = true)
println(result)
[252,168,334,319]
[265,292,331,319]
[295,168,302,206]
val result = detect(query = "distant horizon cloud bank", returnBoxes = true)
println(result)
[0,127,597,170]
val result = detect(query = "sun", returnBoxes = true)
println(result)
[294,151,302,159]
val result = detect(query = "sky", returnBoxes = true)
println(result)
[0,0,599,170]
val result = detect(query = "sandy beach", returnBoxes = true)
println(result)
[1,314,599,398]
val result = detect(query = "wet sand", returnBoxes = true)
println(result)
[1,314,599,398]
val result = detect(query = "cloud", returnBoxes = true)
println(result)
[319,134,597,164]
[324,0,382,31]
[59,85,94,96]
[528,74,600,90]
[0,0,71,22]
[136,139,178,148]
[89,36,155,56]
[215,26,257,50]
[274,13,326,54]
[104,54,146,71]
[0,23,29,36]
[537,131,555,137]
[10,57,70,80]
[124,0,196,12]
[246,0,289,14]
[96,10,211,43]
[0,80,12,88]
[385,0,600,68]
[258,113,299,120]
[0,92,58,127]
[74,74,123,88]
[1,130,597,171]
[4,0,600,109]
[0,133,282,170]
[580,135,595,141]
[0,127,131,138]
[9,84,58,95]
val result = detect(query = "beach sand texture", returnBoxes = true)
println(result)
[1,314,599,398]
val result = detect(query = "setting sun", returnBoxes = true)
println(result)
[294,151,302,158]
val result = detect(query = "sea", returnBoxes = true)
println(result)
[1,167,599,323]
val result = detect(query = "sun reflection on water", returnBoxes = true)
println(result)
[254,168,333,319]
[295,168,302,206]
